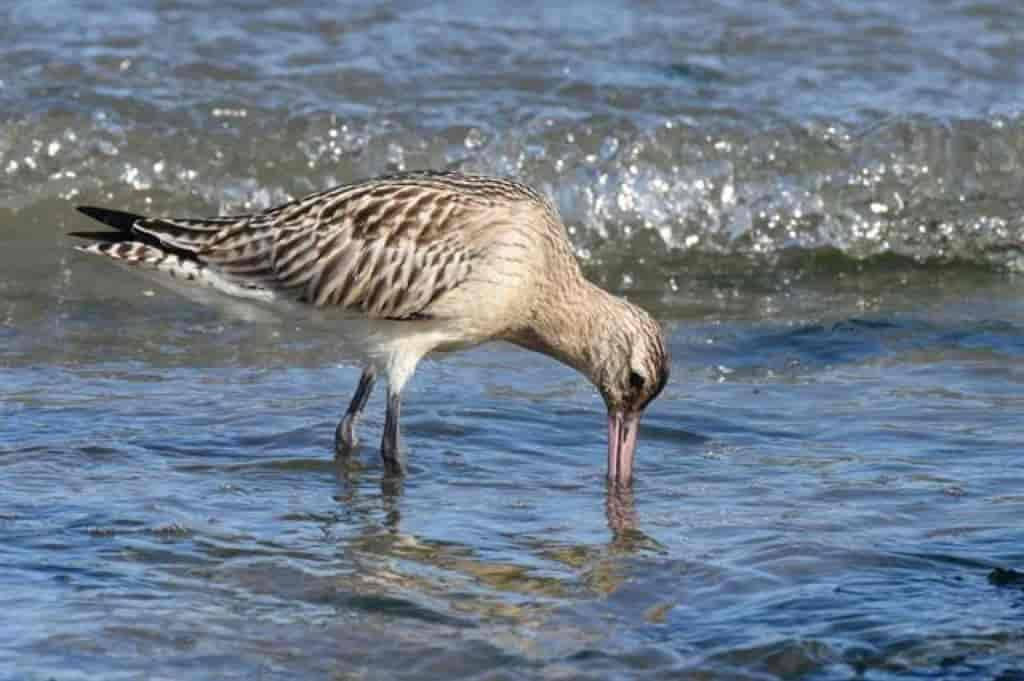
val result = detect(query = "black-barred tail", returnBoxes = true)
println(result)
[72,205,207,281]
[71,206,274,301]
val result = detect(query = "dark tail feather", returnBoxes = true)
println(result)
[72,206,198,261]
[76,206,147,232]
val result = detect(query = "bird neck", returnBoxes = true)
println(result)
[512,275,626,385]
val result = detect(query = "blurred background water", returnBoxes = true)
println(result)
[2,1,1024,679]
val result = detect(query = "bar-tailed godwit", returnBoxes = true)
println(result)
[73,171,669,484]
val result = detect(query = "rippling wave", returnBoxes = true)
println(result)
[7,108,1024,270]
[3,2,1024,273]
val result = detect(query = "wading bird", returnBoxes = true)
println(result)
[73,171,669,484]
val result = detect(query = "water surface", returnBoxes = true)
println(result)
[2,1,1024,679]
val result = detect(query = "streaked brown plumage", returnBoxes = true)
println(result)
[72,170,669,484]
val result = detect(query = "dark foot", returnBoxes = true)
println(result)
[334,366,376,459]
[334,415,359,457]
[380,442,406,476]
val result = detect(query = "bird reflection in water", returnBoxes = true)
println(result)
[333,457,660,570]
[605,483,662,554]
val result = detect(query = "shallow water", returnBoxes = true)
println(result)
[3,1,1024,679]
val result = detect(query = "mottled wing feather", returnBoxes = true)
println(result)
[261,182,481,318]
[127,171,535,320]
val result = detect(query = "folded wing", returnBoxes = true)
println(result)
[77,173,499,320]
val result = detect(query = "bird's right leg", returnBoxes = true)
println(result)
[335,365,377,457]
[380,387,405,476]
[378,347,426,477]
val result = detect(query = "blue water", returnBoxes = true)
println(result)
[3,0,1024,679]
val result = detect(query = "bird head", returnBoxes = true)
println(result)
[590,301,670,486]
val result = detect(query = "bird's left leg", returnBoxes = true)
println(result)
[335,365,377,457]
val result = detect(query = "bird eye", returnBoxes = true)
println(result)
[629,370,645,391]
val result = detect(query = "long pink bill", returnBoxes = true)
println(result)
[607,410,641,486]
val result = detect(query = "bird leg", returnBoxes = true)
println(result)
[381,388,405,476]
[335,366,377,457]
